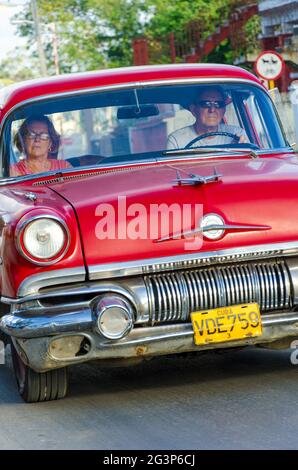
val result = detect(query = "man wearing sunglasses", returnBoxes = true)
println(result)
[167,86,247,149]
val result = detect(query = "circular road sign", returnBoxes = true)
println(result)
[254,51,285,81]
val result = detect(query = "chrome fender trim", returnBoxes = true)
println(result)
[4,244,298,300]
[17,266,86,297]
[89,242,298,280]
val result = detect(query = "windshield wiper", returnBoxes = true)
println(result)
[163,147,259,159]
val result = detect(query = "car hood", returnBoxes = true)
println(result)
[49,155,298,271]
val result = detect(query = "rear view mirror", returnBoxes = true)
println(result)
[117,104,159,119]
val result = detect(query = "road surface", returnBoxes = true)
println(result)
[0,345,297,450]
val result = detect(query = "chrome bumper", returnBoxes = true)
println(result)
[6,310,298,372]
[0,307,93,339]
[2,252,298,372]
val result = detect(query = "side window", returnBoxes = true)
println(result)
[166,104,195,135]
[242,95,271,148]
[224,98,242,127]
[11,120,22,164]
[55,111,88,159]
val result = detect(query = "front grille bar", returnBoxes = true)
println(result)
[144,261,292,324]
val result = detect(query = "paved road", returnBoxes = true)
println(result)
[0,345,297,450]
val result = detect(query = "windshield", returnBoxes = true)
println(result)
[2,82,288,178]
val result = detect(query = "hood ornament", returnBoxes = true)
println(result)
[156,213,271,242]
[10,190,37,202]
[172,168,222,186]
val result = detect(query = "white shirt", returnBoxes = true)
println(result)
[167,123,247,149]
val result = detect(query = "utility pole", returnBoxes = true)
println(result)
[30,0,47,76]
[49,22,60,75]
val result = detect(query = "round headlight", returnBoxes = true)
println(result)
[17,216,70,264]
[94,296,134,340]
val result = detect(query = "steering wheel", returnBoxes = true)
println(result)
[185,131,241,149]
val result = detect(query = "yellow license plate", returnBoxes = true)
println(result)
[191,303,262,346]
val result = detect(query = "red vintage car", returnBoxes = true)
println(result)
[0,64,296,402]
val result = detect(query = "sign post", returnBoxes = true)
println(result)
[254,51,285,88]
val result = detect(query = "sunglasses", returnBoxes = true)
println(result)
[197,100,226,109]
[26,130,50,141]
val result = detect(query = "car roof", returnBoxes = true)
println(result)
[0,63,263,114]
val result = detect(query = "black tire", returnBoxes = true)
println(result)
[11,342,68,403]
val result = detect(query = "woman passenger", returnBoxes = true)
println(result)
[10,115,72,176]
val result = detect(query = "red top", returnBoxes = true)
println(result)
[10,159,71,177]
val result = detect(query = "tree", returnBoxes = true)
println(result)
[0,46,40,82]
[4,0,260,78]
[12,0,149,73]
[144,1,260,65]
[145,0,231,38]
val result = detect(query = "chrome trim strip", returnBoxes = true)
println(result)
[17,266,86,297]
[97,312,298,349]
[89,241,298,280]
[283,262,292,309]
[156,223,271,242]
[286,260,298,305]
[6,242,298,301]
[2,279,143,307]
[7,278,149,326]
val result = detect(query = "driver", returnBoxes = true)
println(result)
[167,86,247,149]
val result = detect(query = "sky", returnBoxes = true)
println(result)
[0,1,28,61]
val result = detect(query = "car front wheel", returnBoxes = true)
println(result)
[11,342,68,403]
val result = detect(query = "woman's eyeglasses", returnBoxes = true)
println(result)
[197,100,226,109]
[25,130,50,141]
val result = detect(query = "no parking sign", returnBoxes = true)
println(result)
[254,50,285,82]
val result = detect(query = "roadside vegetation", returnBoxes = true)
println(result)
[0,0,261,82]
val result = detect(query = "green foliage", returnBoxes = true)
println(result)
[145,0,230,38]
[0,46,40,82]
[0,0,261,79]
[202,11,261,64]
[203,39,234,65]
[245,14,261,54]
[0,78,14,87]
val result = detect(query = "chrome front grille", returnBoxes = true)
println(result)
[144,261,292,324]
